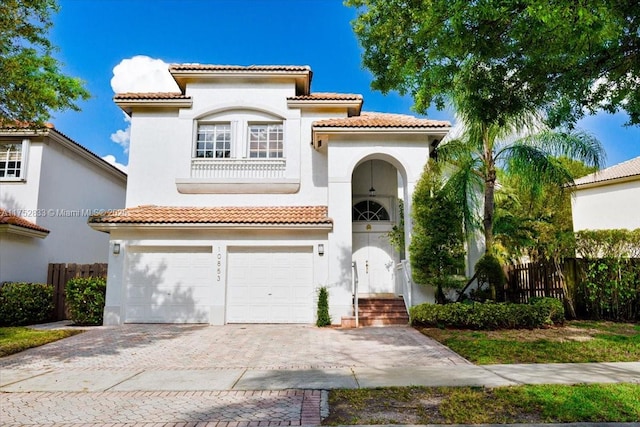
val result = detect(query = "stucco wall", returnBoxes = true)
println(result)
[125,82,334,208]
[572,179,640,231]
[0,137,126,283]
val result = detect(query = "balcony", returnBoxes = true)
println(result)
[190,158,286,179]
[176,158,298,194]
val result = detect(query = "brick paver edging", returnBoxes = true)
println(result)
[1,390,323,426]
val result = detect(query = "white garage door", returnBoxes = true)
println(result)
[227,247,314,323]
[124,246,213,323]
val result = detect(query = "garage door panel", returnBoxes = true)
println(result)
[227,247,314,323]
[124,247,213,323]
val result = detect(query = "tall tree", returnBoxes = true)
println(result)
[0,0,89,127]
[347,0,640,127]
[438,111,604,253]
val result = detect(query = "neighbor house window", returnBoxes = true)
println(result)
[196,124,231,158]
[249,123,283,158]
[352,200,390,221]
[0,142,25,180]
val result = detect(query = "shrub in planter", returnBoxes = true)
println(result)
[66,277,106,325]
[316,286,331,327]
[0,282,54,326]
[410,297,564,330]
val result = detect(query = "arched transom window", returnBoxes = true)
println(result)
[352,200,390,221]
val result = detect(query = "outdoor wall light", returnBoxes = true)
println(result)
[318,244,325,256]
[113,243,121,255]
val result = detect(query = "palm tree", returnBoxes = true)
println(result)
[437,110,605,254]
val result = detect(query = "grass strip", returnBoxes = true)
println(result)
[419,321,640,364]
[0,327,83,357]
[324,384,640,425]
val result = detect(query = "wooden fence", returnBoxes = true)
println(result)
[47,263,108,320]
[505,261,565,303]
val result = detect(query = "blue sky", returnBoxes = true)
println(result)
[49,0,640,170]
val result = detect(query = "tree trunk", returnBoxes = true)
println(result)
[482,126,496,253]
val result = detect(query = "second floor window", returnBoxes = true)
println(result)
[196,124,231,158]
[249,124,283,158]
[0,142,24,179]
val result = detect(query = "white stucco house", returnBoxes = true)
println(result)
[0,125,127,283]
[88,64,451,325]
[571,156,640,231]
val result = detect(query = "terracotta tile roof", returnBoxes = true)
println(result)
[574,156,640,187]
[89,205,332,226]
[113,92,190,101]
[287,93,363,101]
[313,112,451,128]
[0,209,50,233]
[169,64,311,73]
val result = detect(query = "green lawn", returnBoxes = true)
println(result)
[0,327,83,357]
[418,320,640,364]
[324,384,640,425]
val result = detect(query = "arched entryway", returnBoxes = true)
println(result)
[351,159,401,295]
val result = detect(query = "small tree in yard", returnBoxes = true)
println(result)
[409,161,466,303]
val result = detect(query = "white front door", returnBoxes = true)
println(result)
[352,231,396,294]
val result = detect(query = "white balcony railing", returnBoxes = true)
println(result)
[191,158,286,179]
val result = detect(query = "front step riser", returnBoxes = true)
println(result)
[341,296,409,328]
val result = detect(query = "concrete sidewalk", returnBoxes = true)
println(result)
[2,361,639,392]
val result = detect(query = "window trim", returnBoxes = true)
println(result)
[194,123,232,159]
[0,139,29,182]
[247,122,284,159]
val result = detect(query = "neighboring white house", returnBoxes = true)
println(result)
[88,64,451,325]
[0,125,127,283]
[571,156,640,231]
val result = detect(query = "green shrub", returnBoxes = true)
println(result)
[410,297,564,330]
[0,282,54,326]
[66,277,106,326]
[530,297,565,325]
[316,286,331,327]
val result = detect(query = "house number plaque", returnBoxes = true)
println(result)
[216,248,222,282]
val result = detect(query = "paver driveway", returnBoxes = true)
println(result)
[1,324,470,426]
[0,324,468,371]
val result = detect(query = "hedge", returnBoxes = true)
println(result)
[66,277,107,326]
[0,282,54,326]
[410,297,564,330]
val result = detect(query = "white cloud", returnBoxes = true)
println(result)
[110,55,179,93]
[110,112,131,153]
[102,154,128,173]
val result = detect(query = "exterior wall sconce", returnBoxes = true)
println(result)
[318,244,324,256]
[113,243,121,255]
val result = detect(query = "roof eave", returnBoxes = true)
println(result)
[574,174,640,190]
[114,98,194,116]
[88,222,333,232]
[0,224,49,238]
[170,70,312,95]
[287,99,363,116]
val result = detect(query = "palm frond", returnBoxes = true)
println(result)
[501,144,575,190]
[440,156,484,235]
[514,129,605,169]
